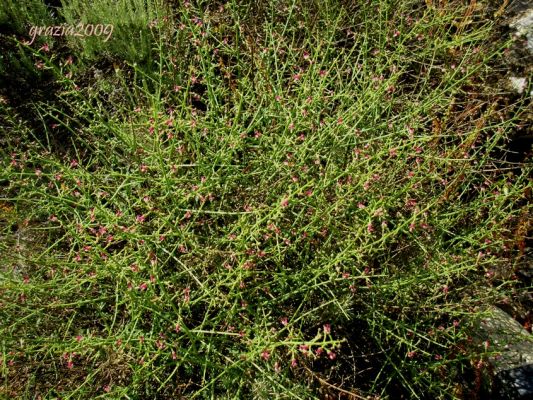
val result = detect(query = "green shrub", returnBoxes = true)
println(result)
[0,0,54,35]
[1,1,531,398]
[59,0,170,64]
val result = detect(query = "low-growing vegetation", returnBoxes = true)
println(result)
[1,0,531,398]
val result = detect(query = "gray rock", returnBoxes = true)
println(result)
[493,364,533,400]
[508,76,528,94]
[474,306,533,399]
[509,8,533,53]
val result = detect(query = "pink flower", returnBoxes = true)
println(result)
[140,164,148,173]
[136,214,146,223]
[280,197,289,208]
[323,324,331,334]
[315,347,324,356]
[407,351,416,359]
[67,360,74,369]
[261,350,270,361]
[291,358,298,367]
[274,361,281,373]
[281,317,288,326]
[367,223,375,233]
[327,351,336,360]
[405,198,417,208]
[139,282,148,291]
[299,344,309,353]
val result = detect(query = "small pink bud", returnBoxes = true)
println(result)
[299,344,309,353]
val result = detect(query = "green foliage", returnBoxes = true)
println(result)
[0,0,53,35]
[59,0,170,64]
[1,0,531,399]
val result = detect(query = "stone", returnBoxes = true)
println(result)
[508,76,528,94]
[509,8,533,53]
[474,306,533,399]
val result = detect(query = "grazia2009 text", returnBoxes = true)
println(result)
[27,23,114,45]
